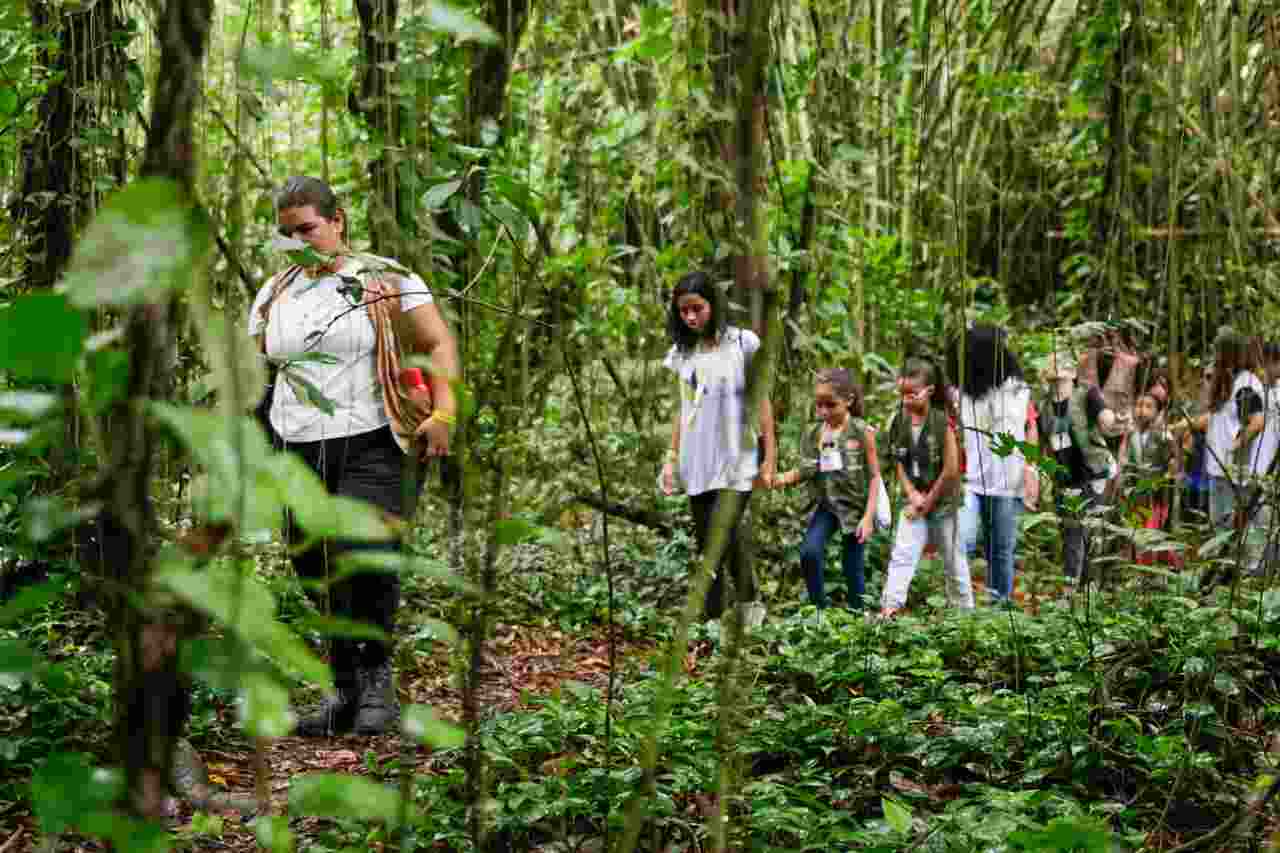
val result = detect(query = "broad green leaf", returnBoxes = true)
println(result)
[288,773,408,824]
[151,404,283,529]
[197,309,266,412]
[0,87,17,115]
[23,496,101,544]
[332,551,472,592]
[0,294,87,382]
[285,351,341,366]
[882,797,912,835]
[402,704,465,748]
[0,639,38,681]
[494,517,538,546]
[32,753,122,835]
[83,349,131,413]
[271,452,394,542]
[0,577,62,625]
[61,178,205,307]
[293,614,390,643]
[422,2,499,43]
[239,670,295,738]
[157,557,332,690]
[282,370,337,416]
[0,391,60,420]
[254,815,296,853]
[422,179,463,210]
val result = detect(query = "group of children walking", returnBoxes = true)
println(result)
[659,271,1280,624]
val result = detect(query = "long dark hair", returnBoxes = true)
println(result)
[667,271,727,353]
[901,357,948,407]
[815,367,865,417]
[945,324,1023,400]
[1209,329,1259,410]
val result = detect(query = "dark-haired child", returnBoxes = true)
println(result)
[660,271,776,627]
[880,359,973,616]
[1118,391,1177,564]
[774,369,881,610]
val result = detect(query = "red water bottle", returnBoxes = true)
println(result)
[400,367,433,412]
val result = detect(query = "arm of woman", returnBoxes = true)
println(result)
[661,411,681,495]
[757,397,777,488]
[401,303,460,456]
[1023,402,1041,510]
[859,427,881,540]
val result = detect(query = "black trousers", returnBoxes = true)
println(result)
[281,426,419,669]
[689,489,756,619]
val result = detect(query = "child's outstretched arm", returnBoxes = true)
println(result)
[859,426,881,541]
[758,398,777,489]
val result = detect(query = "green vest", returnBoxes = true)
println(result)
[798,418,872,529]
[1039,385,1112,481]
[886,406,959,514]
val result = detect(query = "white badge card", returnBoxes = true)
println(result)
[819,445,844,472]
[1051,431,1073,452]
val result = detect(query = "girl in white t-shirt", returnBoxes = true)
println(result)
[660,271,776,626]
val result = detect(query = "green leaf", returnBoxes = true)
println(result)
[0,391,60,420]
[288,774,408,824]
[254,815,296,853]
[242,43,346,86]
[61,178,205,308]
[0,294,88,382]
[422,178,463,210]
[494,517,538,546]
[157,557,333,690]
[0,639,38,681]
[0,578,62,625]
[292,614,390,644]
[0,87,18,115]
[240,670,295,738]
[23,496,101,544]
[282,370,337,416]
[32,753,122,835]
[882,797,912,835]
[422,2,499,43]
[271,453,394,542]
[402,704,465,748]
[331,551,472,593]
[196,309,266,411]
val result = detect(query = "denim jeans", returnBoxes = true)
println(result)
[881,510,973,611]
[800,505,867,610]
[959,490,1022,602]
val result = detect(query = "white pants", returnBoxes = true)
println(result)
[881,510,974,611]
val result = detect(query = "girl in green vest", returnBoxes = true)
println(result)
[774,369,882,610]
[879,359,973,616]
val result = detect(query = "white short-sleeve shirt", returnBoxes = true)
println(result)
[959,378,1031,498]
[1206,370,1264,478]
[664,327,760,495]
[248,254,433,444]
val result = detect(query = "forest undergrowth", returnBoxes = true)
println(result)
[5,500,1280,853]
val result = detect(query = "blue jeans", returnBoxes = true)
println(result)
[959,491,1022,602]
[800,505,867,610]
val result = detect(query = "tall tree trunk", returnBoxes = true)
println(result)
[16,0,118,292]
[96,0,212,820]
[352,0,402,256]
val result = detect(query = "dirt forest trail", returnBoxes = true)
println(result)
[167,623,658,853]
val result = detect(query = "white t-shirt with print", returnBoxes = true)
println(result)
[1205,370,1264,478]
[248,255,433,444]
[1247,379,1280,479]
[664,327,760,495]
[959,378,1030,498]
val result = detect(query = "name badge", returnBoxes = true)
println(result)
[1051,432,1073,452]
[819,447,843,472]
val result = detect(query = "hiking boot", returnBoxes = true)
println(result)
[295,644,359,737]
[353,660,400,735]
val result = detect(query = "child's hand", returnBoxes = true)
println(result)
[909,490,928,516]
[661,462,676,496]
[856,516,873,543]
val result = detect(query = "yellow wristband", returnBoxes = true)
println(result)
[429,410,456,426]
